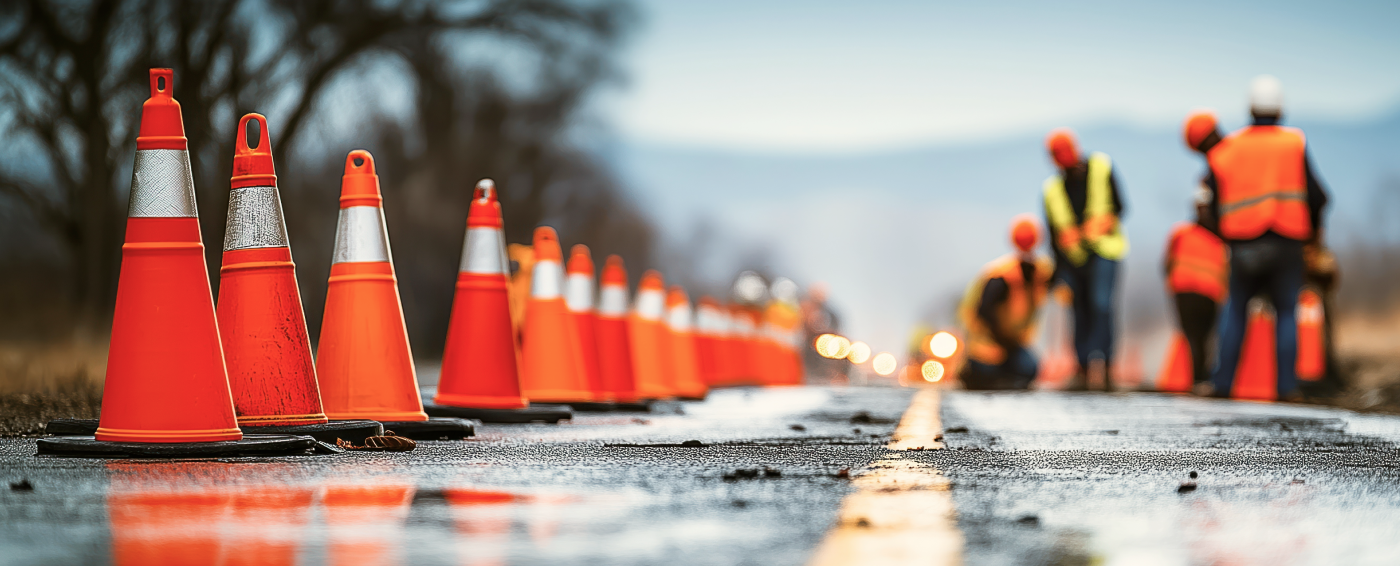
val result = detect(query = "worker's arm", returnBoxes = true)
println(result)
[1202,172,1222,237]
[1044,207,1069,283]
[1108,166,1126,218]
[976,277,1020,351]
[1303,150,1329,241]
[1162,229,1178,277]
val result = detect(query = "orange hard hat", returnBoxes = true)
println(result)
[1010,214,1040,252]
[1183,110,1218,151]
[1045,128,1079,169]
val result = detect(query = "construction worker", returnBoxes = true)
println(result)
[1042,128,1128,391]
[1205,75,1330,401]
[958,216,1054,390]
[1167,111,1229,395]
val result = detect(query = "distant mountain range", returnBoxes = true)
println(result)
[605,108,1400,363]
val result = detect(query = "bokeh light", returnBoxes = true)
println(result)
[921,360,945,382]
[929,331,959,358]
[872,353,897,376]
[847,341,871,364]
[814,334,836,357]
[814,334,852,359]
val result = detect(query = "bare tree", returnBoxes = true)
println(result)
[0,0,646,349]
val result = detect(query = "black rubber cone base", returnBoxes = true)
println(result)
[245,420,383,444]
[35,435,317,458]
[569,401,653,412]
[46,419,384,445]
[424,403,572,424]
[376,417,475,440]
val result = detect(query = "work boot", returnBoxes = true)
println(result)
[1087,359,1112,392]
[1064,372,1088,392]
[1191,381,1216,397]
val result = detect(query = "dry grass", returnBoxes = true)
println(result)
[0,341,105,436]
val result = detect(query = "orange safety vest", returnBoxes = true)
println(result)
[1164,222,1228,303]
[1208,126,1312,241]
[958,254,1053,365]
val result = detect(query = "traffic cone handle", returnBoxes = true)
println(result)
[341,150,382,208]
[231,114,276,189]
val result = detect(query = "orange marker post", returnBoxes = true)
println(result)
[96,69,241,443]
[316,150,429,422]
[217,114,327,427]
[1156,332,1193,393]
[519,227,595,403]
[1232,305,1278,401]
[435,180,529,410]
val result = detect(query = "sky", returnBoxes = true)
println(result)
[607,0,1400,152]
[600,0,1400,362]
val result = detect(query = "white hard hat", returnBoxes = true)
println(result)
[1250,75,1283,116]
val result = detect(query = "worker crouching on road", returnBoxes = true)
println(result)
[1205,75,1330,401]
[1165,112,1229,395]
[958,216,1054,390]
[1042,129,1128,391]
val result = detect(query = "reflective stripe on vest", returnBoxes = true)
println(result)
[1208,126,1311,241]
[1042,152,1128,265]
[1165,222,1228,303]
[957,254,1052,365]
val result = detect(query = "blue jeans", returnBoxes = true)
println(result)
[1061,254,1118,370]
[964,347,1038,390]
[1211,234,1305,397]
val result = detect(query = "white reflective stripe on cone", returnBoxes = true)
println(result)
[223,186,290,251]
[565,274,594,312]
[460,227,506,275]
[732,317,755,337]
[531,261,563,299]
[634,290,665,320]
[667,303,692,331]
[129,149,198,218]
[598,285,629,317]
[696,306,728,336]
[332,206,392,264]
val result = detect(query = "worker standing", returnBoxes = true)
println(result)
[1042,129,1129,391]
[1166,110,1229,394]
[958,216,1054,390]
[1205,75,1330,401]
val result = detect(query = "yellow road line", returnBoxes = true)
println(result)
[808,389,963,566]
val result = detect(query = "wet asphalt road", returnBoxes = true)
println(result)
[3,387,1400,565]
[0,387,910,566]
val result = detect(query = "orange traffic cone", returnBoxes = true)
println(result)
[519,227,595,403]
[595,255,639,402]
[1297,287,1326,381]
[729,305,762,386]
[1232,302,1277,401]
[567,245,606,397]
[316,150,430,423]
[217,113,326,428]
[629,270,675,399]
[666,286,709,400]
[694,296,727,387]
[434,179,528,410]
[1156,332,1193,393]
[96,69,241,444]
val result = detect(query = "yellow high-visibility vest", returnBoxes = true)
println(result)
[1043,152,1128,265]
[958,254,1053,365]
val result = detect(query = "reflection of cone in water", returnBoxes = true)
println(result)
[566,245,607,397]
[519,227,595,403]
[323,483,415,566]
[444,489,520,566]
[1157,332,1193,393]
[316,150,427,422]
[694,296,728,386]
[1232,301,1277,401]
[97,69,241,443]
[1297,288,1325,381]
[595,255,638,402]
[666,286,709,400]
[108,463,313,566]
[435,179,527,410]
[217,113,325,427]
[629,271,674,399]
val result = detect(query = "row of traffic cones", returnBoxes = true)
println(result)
[42,69,472,456]
[427,190,807,417]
